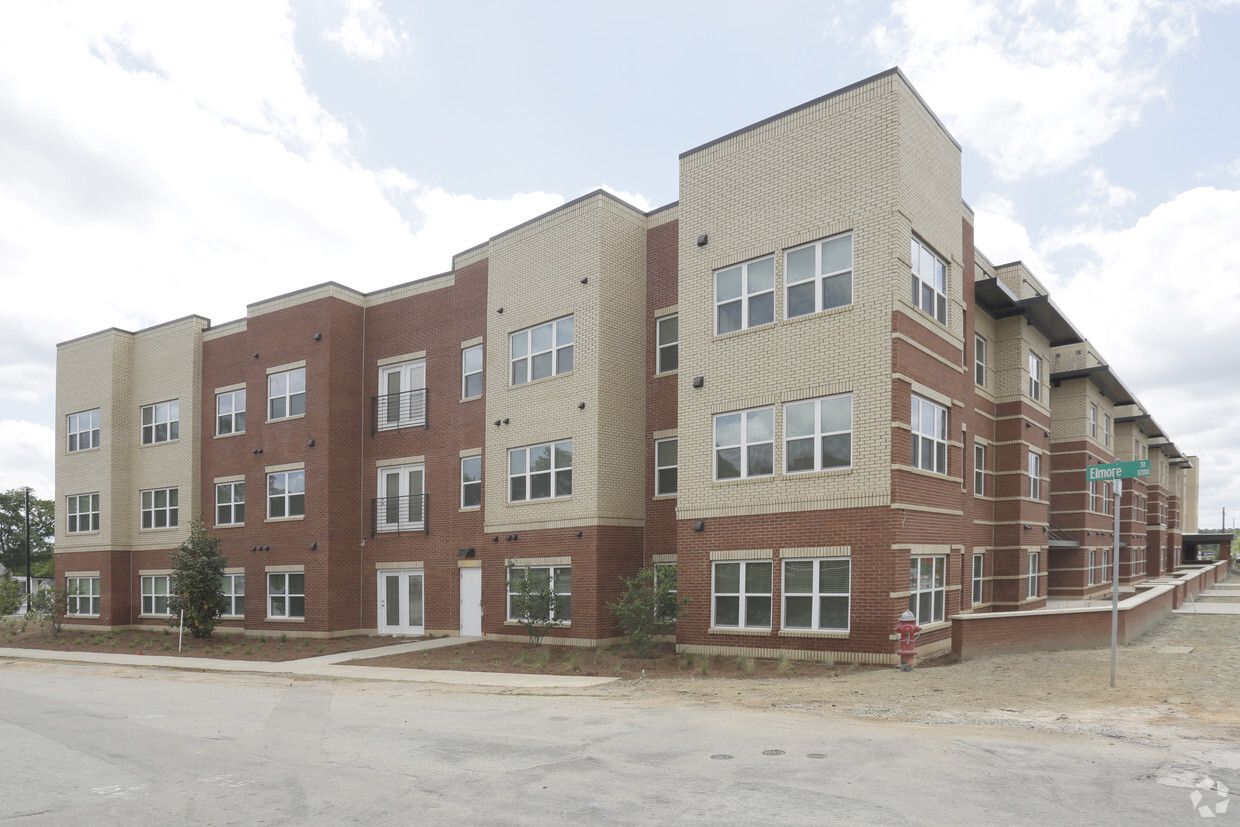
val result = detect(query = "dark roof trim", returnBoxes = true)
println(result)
[1050,365,1136,407]
[645,200,679,217]
[974,277,1084,347]
[58,314,211,348]
[246,281,363,312]
[1115,412,1166,439]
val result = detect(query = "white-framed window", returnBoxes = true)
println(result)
[911,396,947,475]
[379,360,426,429]
[971,554,984,605]
[267,572,305,619]
[67,409,100,452]
[66,576,100,616]
[1089,403,1098,439]
[509,440,572,502]
[1028,352,1042,402]
[909,555,945,625]
[1088,550,1097,585]
[377,465,424,531]
[656,314,678,373]
[66,493,99,534]
[714,407,774,480]
[654,562,678,621]
[462,345,483,399]
[216,389,246,436]
[1028,451,1041,499]
[215,481,245,526]
[910,237,947,324]
[140,487,179,530]
[974,335,986,387]
[785,233,852,319]
[712,560,772,629]
[268,367,305,420]
[782,558,850,631]
[511,316,573,385]
[655,437,678,496]
[461,456,481,509]
[141,400,179,445]
[1103,414,1111,447]
[1027,552,1039,598]
[1102,481,1112,515]
[784,394,852,473]
[1102,549,1111,582]
[974,443,986,496]
[715,255,774,334]
[267,470,305,519]
[222,573,245,617]
[141,574,171,616]
[507,565,571,622]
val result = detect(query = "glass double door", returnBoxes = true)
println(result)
[378,569,424,635]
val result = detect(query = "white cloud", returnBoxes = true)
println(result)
[324,0,404,62]
[1082,167,1136,211]
[0,421,55,499]
[594,185,655,213]
[972,194,1057,281]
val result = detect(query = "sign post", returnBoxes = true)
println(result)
[1087,460,1150,688]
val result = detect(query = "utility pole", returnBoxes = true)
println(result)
[24,487,32,613]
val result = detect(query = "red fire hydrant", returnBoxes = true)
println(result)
[894,610,921,671]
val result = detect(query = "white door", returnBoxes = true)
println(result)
[459,567,482,636]
[377,569,424,635]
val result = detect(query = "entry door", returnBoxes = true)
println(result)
[378,569,424,635]
[459,567,482,637]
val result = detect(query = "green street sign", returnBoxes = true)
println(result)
[1087,460,1151,481]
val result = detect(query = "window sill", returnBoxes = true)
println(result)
[459,506,481,513]
[221,615,244,620]
[138,614,173,619]
[265,616,305,623]
[503,620,570,628]
[777,628,849,639]
[66,531,100,537]
[140,439,180,448]
[376,421,427,432]
[67,446,101,455]
[67,614,100,619]
[783,301,855,324]
[213,431,245,439]
[214,523,245,530]
[507,495,573,506]
[266,413,306,424]
[652,493,677,501]
[654,369,677,378]
[139,526,180,533]
[508,370,573,391]
[784,465,852,479]
[376,525,426,534]
[265,515,306,524]
[707,626,771,636]
[461,395,482,403]
[712,474,774,486]
[713,321,775,341]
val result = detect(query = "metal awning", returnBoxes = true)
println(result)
[974,277,1085,347]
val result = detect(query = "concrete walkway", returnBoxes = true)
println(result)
[0,636,618,688]
[1173,582,1240,615]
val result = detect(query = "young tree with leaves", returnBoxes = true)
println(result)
[167,519,228,639]
[0,488,55,579]
[609,566,689,658]
[506,564,557,647]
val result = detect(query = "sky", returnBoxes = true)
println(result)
[1,0,1238,530]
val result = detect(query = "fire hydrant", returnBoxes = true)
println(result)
[894,610,922,671]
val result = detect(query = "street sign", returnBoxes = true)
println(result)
[1087,460,1150,481]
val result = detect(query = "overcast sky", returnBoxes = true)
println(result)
[2,1,1238,530]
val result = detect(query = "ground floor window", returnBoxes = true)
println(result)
[1027,552,1039,598]
[1088,550,1097,585]
[909,556,945,624]
[971,554,984,604]
[66,576,100,615]
[782,558,849,631]
[222,573,245,617]
[141,574,171,616]
[654,562,678,621]
[268,572,305,619]
[712,560,772,629]
[507,565,571,622]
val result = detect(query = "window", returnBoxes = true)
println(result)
[141,400,179,445]
[911,396,947,475]
[66,493,99,533]
[267,470,305,519]
[222,573,245,617]
[1101,481,1112,515]
[655,438,678,495]
[714,407,773,480]
[215,481,245,526]
[216,389,246,435]
[268,572,305,619]
[1088,550,1097,585]
[66,576,100,616]
[971,554,984,605]
[712,560,772,629]
[509,440,572,501]
[973,444,985,495]
[656,315,678,373]
[1103,414,1111,447]
[462,345,483,399]
[141,574,171,616]
[715,256,774,334]
[511,316,573,385]
[974,335,986,387]
[378,360,425,429]
[461,456,481,508]
[785,233,852,318]
[140,487,179,529]
[1028,452,1041,499]
[910,237,947,324]
[1027,552,1039,598]
[654,563,678,621]
[507,565,571,622]
[377,466,424,531]
[67,409,100,452]
[782,558,850,631]
[909,556,945,625]
[784,394,852,473]
[1028,352,1042,402]
[268,367,305,420]
[1102,549,1110,582]
[1089,403,1098,439]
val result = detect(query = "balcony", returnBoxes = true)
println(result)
[373,388,428,434]
[371,494,429,537]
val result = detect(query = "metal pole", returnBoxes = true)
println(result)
[24,487,32,613]
[1110,478,1122,688]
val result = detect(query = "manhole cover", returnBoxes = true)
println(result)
[807,753,828,759]
[762,749,785,756]
[710,754,733,760]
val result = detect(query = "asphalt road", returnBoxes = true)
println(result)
[0,661,1215,825]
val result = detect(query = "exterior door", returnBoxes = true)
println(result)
[459,566,482,636]
[377,569,424,635]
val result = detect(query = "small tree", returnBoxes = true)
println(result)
[506,564,556,647]
[30,586,68,636]
[0,577,21,616]
[609,566,689,658]
[167,519,227,639]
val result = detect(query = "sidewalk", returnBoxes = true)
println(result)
[1173,582,1240,615]
[0,635,618,689]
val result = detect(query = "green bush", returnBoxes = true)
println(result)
[608,567,689,658]
[166,519,227,639]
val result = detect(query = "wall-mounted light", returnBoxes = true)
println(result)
[496,307,503,314]
[313,332,322,341]
[577,402,585,410]
[697,234,708,247]
[1023,524,1033,530]
[307,439,315,447]
[494,419,502,427]
[493,536,499,542]
[693,520,705,532]
[1025,422,1032,429]
[580,277,588,285]
[503,418,510,425]
[1044,431,1050,439]
[692,376,704,388]
[251,546,258,552]
[309,542,317,550]
[575,530,582,538]
[253,353,259,359]
[252,448,264,454]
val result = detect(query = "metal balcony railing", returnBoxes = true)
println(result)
[371,493,429,537]
[372,388,428,435]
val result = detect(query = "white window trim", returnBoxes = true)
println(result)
[909,555,946,625]
[462,344,483,400]
[378,359,427,429]
[714,407,774,481]
[974,335,986,387]
[267,571,305,620]
[66,492,100,534]
[656,314,678,374]
[1028,451,1041,500]
[216,389,246,437]
[781,557,850,632]
[784,232,853,319]
[376,464,426,532]
[66,575,100,616]
[1028,352,1042,402]
[654,437,678,496]
[971,554,984,605]
[267,367,306,421]
[140,400,179,445]
[1103,413,1111,447]
[973,443,985,496]
[711,560,772,630]
[1089,403,1098,439]
[267,470,305,520]
[1027,552,1039,598]
[911,396,947,475]
[67,409,100,453]
[910,236,947,325]
[140,574,172,617]
[215,481,245,527]
[1088,550,1097,585]
[460,455,482,509]
[510,316,574,386]
[140,487,179,531]
[506,565,571,623]
[222,572,245,618]
[714,255,775,335]
[508,440,573,502]
[783,394,852,474]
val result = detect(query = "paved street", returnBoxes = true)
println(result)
[0,660,1217,825]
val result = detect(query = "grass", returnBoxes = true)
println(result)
[777,652,796,674]
[565,649,582,673]
[533,647,551,669]
[695,654,714,676]
[734,654,755,674]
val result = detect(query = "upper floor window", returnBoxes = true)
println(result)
[714,407,773,480]
[141,400,179,445]
[974,335,986,387]
[509,440,572,502]
[216,481,245,526]
[511,317,573,385]
[140,487,179,529]
[66,493,99,534]
[910,237,947,324]
[461,456,482,508]
[1027,552,1039,598]
[785,233,852,319]
[1089,403,1098,438]
[268,368,305,420]
[656,315,678,373]
[655,437,678,495]
[785,394,852,473]
[377,465,424,532]
[462,345,483,399]
[67,409,100,452]
[1028,451,1041,499]
[267,470,305,519]
[378,360,426,429]
[1028,352,1042,402]
[216,389,246,436]
[911,396,947,475]
[974,443,985,495]
[1103,414,1111,447]
[715,256,774,335]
